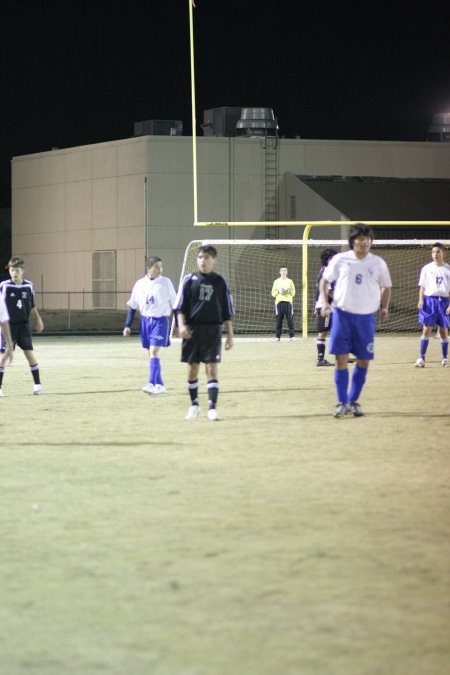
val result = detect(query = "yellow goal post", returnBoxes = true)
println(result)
[187,5,450,336]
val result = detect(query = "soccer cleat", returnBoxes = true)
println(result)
[274,337,280,342]
[33,384,43,395]
[348,357,357,364]
[333,402,349,418]
[348,401,365,417]
[415,358,425,368]
[0,389,5,397]
[185,404,200,420]
[442,358,449,368]
[152,384,167,395]
[142,383,155,394]
[207,408,219,421]
[316,358,333,366]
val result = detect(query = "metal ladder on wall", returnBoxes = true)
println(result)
[263,136,285,239]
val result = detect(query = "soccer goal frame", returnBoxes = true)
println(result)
[178,236,450,338]
[192,221,450,335]
[187,5,450,335]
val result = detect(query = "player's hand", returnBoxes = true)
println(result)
[417,301,423,309]
[123,327,131,337]
[225,336,233,350]
[380,308,389,321]
[179,325,192,339]
[320,304,331,317]
[2,345,13,365]
[35,317,44,333]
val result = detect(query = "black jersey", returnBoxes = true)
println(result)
[0,279,36,324]
[174,271,234,324]
[314,266,334,309]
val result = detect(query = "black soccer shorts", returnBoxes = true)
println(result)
[1,322,33,352]
[316,311,333,333]
[181,324,222,364]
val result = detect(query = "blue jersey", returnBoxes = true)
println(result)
[314,266,334,311]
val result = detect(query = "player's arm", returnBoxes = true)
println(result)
[224,319,234,350]
[122,307,137,336]
[168,280,177,309]
[177,312,191,339]
[290,280,295,297]
[271,280,279,298]
[30,306,44,333]
[417,285,425,309]
[319,276,331,316]
[0,320,14,364]
[380,286,391,321]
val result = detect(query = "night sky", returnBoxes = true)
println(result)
[1,0,449,206]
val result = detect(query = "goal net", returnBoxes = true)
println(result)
[178,239,449,336]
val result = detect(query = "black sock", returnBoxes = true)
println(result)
[30,364,41,385]
[188,380,199,405]
[317,340,326,359]
[207,379,219,409]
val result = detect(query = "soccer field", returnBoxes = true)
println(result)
[0,335,449,675]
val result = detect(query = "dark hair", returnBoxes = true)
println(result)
[348,224,374,249]
[432,242,446,252]
[8,256,25,268]
[320,248,338,266]
[145,255,162,269]
[197,244,217,258]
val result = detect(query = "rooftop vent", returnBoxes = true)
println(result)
[134,120,183,137]
[201,107,242,136]
[235,108,278,138]
[427,113,450,142]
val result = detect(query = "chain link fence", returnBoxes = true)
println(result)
[35,291,130,333]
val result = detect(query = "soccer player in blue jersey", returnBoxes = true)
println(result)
[320,225,392,418]
[175,244,234,421]
[0,257,44,395]
[123,256,176,394]
[414,242,450,368]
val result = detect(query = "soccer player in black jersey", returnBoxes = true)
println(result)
[175,245,234,421]
[314,248,357,368]
[314,248,338,366]
[0,257,44,395]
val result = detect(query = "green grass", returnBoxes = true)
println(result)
[0,336,449,674]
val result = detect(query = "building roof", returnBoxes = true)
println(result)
[296,176,450,221]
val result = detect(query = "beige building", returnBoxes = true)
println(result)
[11,135,450,313]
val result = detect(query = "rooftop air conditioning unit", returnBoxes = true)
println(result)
[427,112,450,142]
[235,108,279,138]
[134,120,183,136]
[201,107,242,136]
